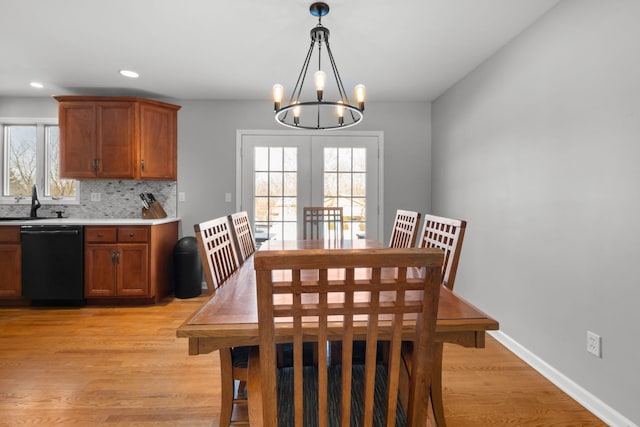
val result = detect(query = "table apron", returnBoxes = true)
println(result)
[187,329,487,356]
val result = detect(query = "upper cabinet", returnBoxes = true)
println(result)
[55,96,181,180]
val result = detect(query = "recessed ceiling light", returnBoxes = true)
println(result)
[119,70,140,78]
[30,82,44,88]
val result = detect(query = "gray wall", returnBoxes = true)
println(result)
[177,100,431,239]
[431,0,639,424]
[0,96,431,240]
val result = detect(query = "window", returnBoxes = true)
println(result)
[253,146,299,240]
[322,147,367,240]
[1,118,78,204]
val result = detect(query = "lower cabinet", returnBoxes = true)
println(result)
[84,222,177,303]
[0,227,21,299]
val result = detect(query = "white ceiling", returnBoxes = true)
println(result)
[1,0,559,102]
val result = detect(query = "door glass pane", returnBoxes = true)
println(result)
[283,172,297,196]
[283,147,297,171]
[255,147,269,170]
[325,147,337,172]
[338,148,351,171]
[46,126,76,197]
[5,125,36,197]
[353,148,366,172]
[352,173,366,197]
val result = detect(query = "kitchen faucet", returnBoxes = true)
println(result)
[30,184,41,218]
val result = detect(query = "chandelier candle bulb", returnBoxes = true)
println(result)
[272,84,284,111]
[336,100,344,125]
[314,70,326,101]
[293,103,301,126]
[355,84,366,111]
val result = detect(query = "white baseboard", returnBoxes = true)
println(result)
[489,331,637,427]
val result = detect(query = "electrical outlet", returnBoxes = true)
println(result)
[90,192,101,202]
[225,193,232,203]
[587,331,602,358]
[178,192,186,202]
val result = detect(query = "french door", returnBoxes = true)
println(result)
[237,130,383,241]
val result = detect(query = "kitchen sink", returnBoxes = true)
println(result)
[0,217,56,221]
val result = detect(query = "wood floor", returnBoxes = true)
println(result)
[0,295,606,427]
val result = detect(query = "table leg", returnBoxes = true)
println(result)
[430,342,446,427]
[218,349,234,427]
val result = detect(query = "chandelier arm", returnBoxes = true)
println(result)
[325,42,351,105]
[326,43,360,122]
[288,40,316,106]
[281,40,315,123]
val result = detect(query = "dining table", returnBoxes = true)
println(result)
[176,239,499,426]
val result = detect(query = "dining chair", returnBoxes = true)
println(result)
[401,213,467,427]
[194,216,241,294]
[418,214,467,290]
[300,207,344,365]
[194,216,250,427]
[302,206,343,241]
[248,247,444,426]
[229,211,256,264]
[388,209,422,248]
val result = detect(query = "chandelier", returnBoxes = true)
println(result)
[272,2,365,130]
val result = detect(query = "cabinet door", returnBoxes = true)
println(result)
[85,245,117,297]
[117,244,149,297]
[97,102,136,179]
[0,244,21,298]
[139,103,177,180]
[59,102,97,178]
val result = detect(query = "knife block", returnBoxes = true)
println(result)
[141,201,167,219]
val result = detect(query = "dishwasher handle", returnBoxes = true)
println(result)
[21,229,81,236]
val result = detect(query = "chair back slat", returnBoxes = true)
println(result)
[254,248,444,427]
[303,207,344,241]
[388,210,421,248]
[229,211,256,263]
[194,216,240,293]
[418,214,467,290]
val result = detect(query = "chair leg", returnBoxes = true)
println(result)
[430,343,446,427]
[218,348,234,427]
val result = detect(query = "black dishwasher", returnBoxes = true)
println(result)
[21,224,84,304]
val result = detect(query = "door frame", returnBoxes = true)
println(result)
[236,129,385,241]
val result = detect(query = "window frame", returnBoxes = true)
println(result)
[0,117,79,205]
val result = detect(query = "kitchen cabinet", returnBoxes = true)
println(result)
[0,227,21,299]
[85,227,149,297]
[139,101,177,180]
[55,96,181,180]
[84,221,178,303]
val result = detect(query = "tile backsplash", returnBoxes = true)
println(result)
[0,180,176,219]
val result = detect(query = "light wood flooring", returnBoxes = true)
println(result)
[0,295,606,426]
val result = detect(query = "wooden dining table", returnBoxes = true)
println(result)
[177,239,499,426]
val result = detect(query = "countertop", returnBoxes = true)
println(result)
[0,217,180,226]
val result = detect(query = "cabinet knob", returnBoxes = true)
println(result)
[97,233,103,237]
[141,159,145,172]
[129,233,135,237]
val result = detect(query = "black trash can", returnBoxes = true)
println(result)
[173,236,202,299]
